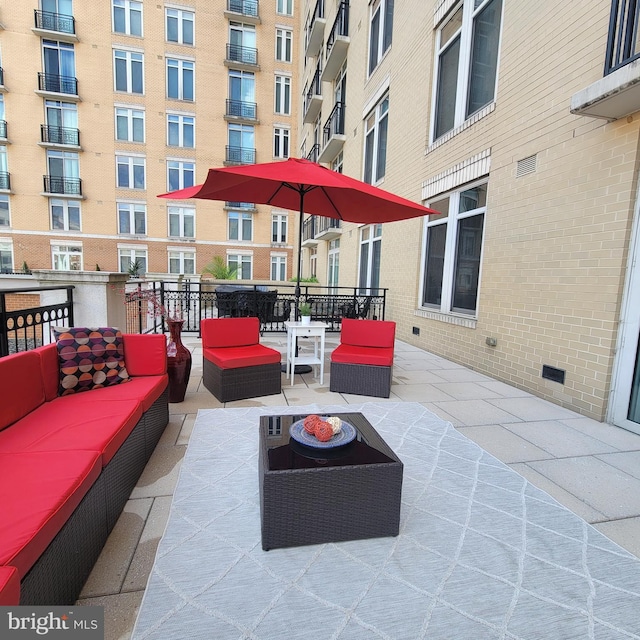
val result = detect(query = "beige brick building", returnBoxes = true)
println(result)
[299,0,640,433]
[0,0,298,280]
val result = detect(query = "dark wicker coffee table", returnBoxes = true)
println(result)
[258,412,403,551]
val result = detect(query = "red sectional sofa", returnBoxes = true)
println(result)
[0,333,169,606]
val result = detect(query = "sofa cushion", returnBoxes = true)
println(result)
[201,317,260,348]
[0,396,143,466]
[0,566,20,606]
[0,351,45,432]
[331,344,394,367]
[0,450,102,578]
[203,344,281,369]
[52,327,131,396]
[122,333,167,376]
[339,318,396,349]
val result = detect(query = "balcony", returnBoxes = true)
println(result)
[0,172,10,191]
[318,101,346,163]
[305,0,326,59]
[32,9,77,42]
[315,215,341,241]
[225,43,259,69]
[0,66,5,90]
[36,72,79,100]
[42,175,82,197]
[225,0,260,24]
[303,66,323,124]
[306,143,320,163]
[225,201,256,210]
[302,216,318,247]
[571,0,640,120]
[225,146,256,165]
[321,1,350,82]
[0,120,6,141]
[40,124,80,148]
[225,99,257,122]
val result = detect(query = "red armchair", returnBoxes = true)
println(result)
[329,318,396,398]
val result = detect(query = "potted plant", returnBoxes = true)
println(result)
[298,302,312,325]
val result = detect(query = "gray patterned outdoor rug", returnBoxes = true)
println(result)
[131,402,640,639]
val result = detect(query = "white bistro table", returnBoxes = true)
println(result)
[284,320,328,385]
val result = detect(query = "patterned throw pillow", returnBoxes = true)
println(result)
[52,327,131,396]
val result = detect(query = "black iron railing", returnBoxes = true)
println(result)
[227,0,259,18]
[316,216,341,234]
[34,9,76,35]
[303,216,317,241]
[306,143,321,163]
[38,72,78,95]
[0,120,6,140]
[323,101,345,146]
[226,43,258,65]
[226,99,257,119]
[606,0,640,74]
[0,172,10,191]
[306,0,325,46]
[226,201,255,209]
[226,146,256,164]
[304,66,323,114]
[43,175,82,196]
[0,286,74,357]
[40,124,80,146]
[0,67,4,86]
[326,0,349,54]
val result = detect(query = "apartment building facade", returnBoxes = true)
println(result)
[0,0,298,281]
[299,0,640,432]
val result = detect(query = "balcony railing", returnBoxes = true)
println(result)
[316,216,341,235]
[225,146,256,164]
[43,175,82,196]
[38,72,78,96]
[305,0,326,58]
[227,0,259,18]
[226,201,255,209]
[40,124,80,147]
[34,9,76,35]
[322,1,350,80]
[303,65,323,123]
[226,99,257,120]
[0,120,6,140]
[0,172,10,191]
[303,216,317,242]
[226,43,258,66]
[605,0,640,74]
[0,67,4,86]
[306,143,320,163]
[327,1,349,51]
[323,101,345,145]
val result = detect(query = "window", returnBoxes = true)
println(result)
[228,211,252,241]
[0,195,9,227]
[45,100,78,144]
[46,150,79,193]
[271,255,286,281]
[167,58,194,101]
[275,75,291,114]
[167,160,194,192]
[166,8,194,45]
[272,213,287,243]
[168,205,195,238]
[229,23,257,64]
[113,0,142,36]
[422,182,486,315]
[276,28,292,62]
[114,49,144,94]
[228,123,255,163]
[42,40,76,91]
[50,198,80,231]
[117,201,146,234]
[167,113,194,147]
[273,127,290,158]
[0,241,12,273]
[116,155,145,189]
[228,253,252,279]
[363,95,389,184]
[169,250,195,275]
[0,146,7,184]
[118,247,147,274]
[359,224,382,292]
[368,0,394,74]
[310,247,317,278]
[277,0,293,16]
[328,239,340,292]
[433,0,502,141]
[52,243,82,270]
[115,107,144,142]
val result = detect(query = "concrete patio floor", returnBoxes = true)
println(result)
[76,332,640,640]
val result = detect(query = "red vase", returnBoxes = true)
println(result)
[166,319,192,403]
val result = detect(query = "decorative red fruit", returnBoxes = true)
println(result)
[315,422,334,442]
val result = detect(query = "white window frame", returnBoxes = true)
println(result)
[169,249,196,275]
[276,0,293,16]
[368,0,394,75]
[167,160,195,192]
[166,7,194,45]
[116,155,146,189]
[228,210,253,241]
[363,94,389,185]
[112,0,143,36]
[274,75,291,115]
[114,49,144,94]
[166,57,195,101]
[358,224,382,292]
[273,127,290,159]
[117,201,146,235]
[227,253,252,280]
[271,254,287,281]
[0,239,13,273]
[168,205,195,238]
[167,112,195,147]
[51,242,83,271]
[0,195,10,228]
[50,198,81,232]
[275,28,293,62]
[115,106,145,142]
[118,246,147,274]
[272,213,287,243]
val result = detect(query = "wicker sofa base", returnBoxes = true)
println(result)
[330,362,392,398]
[203,357,282,402]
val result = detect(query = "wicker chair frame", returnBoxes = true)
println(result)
[330,361,392,398]
[203,357,281,402]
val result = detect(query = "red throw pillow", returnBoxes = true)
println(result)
[52,327,131,396]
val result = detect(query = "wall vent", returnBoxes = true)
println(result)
[516,154,537,177]
[542,365,565,384]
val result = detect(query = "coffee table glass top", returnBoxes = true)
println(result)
[261,413,397,470]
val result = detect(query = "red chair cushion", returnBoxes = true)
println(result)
[204,344,281,369]
[0,450,102,578]
[122,333,168,376]
[331,344,394,367]
[0,350,46,431]
[201,317,260,348]
[340,318,396,348]
[0,566,20,605]
[0,396,143,466]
